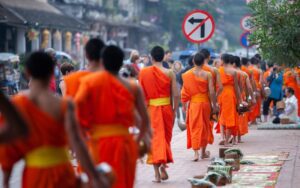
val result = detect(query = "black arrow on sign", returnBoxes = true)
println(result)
[188,17,205,38]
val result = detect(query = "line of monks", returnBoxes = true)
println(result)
[0,38,299,188]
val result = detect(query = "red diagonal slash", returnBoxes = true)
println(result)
[187,16,209,37]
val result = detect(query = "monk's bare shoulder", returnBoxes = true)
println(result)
[205,71,212,80]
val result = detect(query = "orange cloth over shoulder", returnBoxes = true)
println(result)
[0,95,77,188]
[64,71,91,97]
[181,70,211,149]
[218,67,238,129]
[139,66,174,164]
[75,71,137,188]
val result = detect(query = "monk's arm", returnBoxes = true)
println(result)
[246,76,256,104]
[170,71,179,113]
[233,72,241,104]
[64,100,109,188]
[180,79,190,111]
[0,92,28,143]
[135,85,152,154]
[215,69,223,97]
[208,74,217,110]
[59,80,66,96]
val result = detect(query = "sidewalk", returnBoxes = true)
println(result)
[135,125,300,188]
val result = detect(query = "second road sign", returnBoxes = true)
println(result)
[182,10,215,44]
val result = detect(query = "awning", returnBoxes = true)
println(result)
[0,0,88,31]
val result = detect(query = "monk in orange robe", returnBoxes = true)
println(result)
[200,49,223,145]
[248,57,263,124]
[75,45,151,188]
[218,54,241,147]
[0,52,108,188]
[284,69,300,116]
[64,38,105,98]
[139,46,179,182]
[63,38,106,174]
[233,56,256,143]
[181,52,217,161]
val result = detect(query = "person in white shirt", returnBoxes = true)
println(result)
[282,87,298,123]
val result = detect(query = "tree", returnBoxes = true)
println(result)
[248,0,300,66]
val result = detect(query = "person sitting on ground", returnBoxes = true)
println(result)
[279,87,299,123]
[59,63,75,96]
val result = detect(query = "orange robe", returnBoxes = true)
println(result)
[64,71,90,97]
[181,70,211,149]
[64,70,92,174]
[248,66,262,121]
[0,95,77,188]
[139,66,173,164]
[238,72,249,136]
[284,70,300,116]
[75,71,137,188]
[202,64,216,144]
[218,67,238,131]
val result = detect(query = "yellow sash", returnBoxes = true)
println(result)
[91,124,129,139]
[191,93,209,103]
[149,97,171,106]
[25,146,69,168]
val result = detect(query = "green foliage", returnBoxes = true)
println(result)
[248,0,300,66]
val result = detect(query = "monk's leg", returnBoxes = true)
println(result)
[238,135,243,143]
[193,150,199,161]
[3,170,11,188]
[160,164,169,181]
[219,125,226,145]
[232,136,237,145]
[153,164,161,183]
[201,146,210,159]
[224,128,232,147]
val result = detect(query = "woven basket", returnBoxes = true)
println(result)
[225,153,240,171]
[280,118,290,124]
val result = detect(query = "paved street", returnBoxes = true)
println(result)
[135,124,300,188]
[1,123,300,188]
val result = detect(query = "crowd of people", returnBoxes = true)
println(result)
[0,37,299,188]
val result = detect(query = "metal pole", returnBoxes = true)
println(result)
[197,43,200,51]
[247,47,249,58]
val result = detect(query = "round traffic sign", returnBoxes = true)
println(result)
[240,15,253,31]
[182,10,215,44]
[240,31,253,48]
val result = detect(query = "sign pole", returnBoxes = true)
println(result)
[246,47,249,58]
[197,43,200,51]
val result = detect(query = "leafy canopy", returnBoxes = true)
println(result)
[248,0,300,66]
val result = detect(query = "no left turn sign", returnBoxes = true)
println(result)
[182,10,215,44]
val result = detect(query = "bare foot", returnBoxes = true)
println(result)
[152,175,161,183]
[219,140,225,145]
[160,166,169,181]
[201,151,210,159]
[193,152,199,161]
[224,143,233,147]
